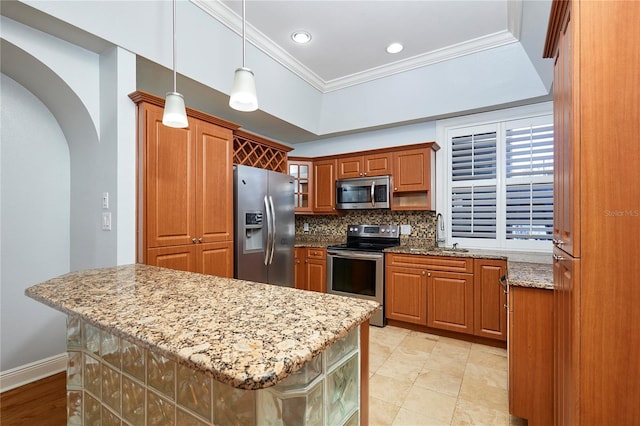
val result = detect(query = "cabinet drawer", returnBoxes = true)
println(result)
[386,253,473,273]
[306,248,327,260]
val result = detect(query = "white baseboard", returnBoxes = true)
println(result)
[0,353,68,393]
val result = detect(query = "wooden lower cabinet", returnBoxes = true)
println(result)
[385,266,427,325]
[294,248,306,290]
[296,248,327,293]
[474,259,507,341]
[509,286,553,426]
[427,271,474,334]
[147,241,233,277]
[386,253,507,341]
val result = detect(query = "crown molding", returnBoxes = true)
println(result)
[192,0,522,93]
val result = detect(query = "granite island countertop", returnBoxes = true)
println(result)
[508,261,554,290]
[25,264,379,390]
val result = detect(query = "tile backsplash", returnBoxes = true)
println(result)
[295,210,437,245]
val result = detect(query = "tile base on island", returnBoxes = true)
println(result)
[66,315,361,426]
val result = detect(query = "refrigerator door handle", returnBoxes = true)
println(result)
[264,195,272,266]
[268,195,276,265]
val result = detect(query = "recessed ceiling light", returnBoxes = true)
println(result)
[386,42,404,54]
[292,31,312,44]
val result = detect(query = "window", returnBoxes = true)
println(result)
[439,108,553,251]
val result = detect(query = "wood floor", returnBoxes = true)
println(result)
[0,372,66,426]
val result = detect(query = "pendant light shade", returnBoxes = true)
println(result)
[162,0,188,128]
[162,92,189,127]
[229,67,258,112]
[229,0,258,112]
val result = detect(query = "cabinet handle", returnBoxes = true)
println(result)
[394,187,398,191]
[192,238,197,244]
[553,253,565,261]
[363,172,367,176]
[421,271,426,275]
[553,238,565,246]
[504,303,509,310]
[198,238,203,243]
[498,275,508,290]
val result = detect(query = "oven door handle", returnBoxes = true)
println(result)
[328,250,383,260]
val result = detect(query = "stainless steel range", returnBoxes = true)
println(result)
[327,224,400,327]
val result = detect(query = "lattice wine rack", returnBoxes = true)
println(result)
[233,130,292,174]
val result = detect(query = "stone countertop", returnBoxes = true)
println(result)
[295,235,344,248]
[384,245,508,261]
[25,264,378,390]
[508,261,554,290]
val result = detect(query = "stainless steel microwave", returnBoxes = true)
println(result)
[335,176,391,209]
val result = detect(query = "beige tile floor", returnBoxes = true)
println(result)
[368,325,528,426]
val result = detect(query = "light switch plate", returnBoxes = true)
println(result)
[102,192,109,209]
[400,224,411,235]
[102,212,112,231]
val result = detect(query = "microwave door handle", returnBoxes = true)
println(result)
[264,195,272,265]
[268,195,276,265]
[371,181,375,207]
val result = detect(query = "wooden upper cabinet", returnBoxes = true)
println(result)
[288,159,314,214]
[393,147,431,192]
[391,143,439,210]
[313,159,338,213]
[132,91,238,277]
[196,121,234,243]
[338,153,392,179]
[144,104,197,248]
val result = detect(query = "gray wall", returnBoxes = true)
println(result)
[1,74,69,370]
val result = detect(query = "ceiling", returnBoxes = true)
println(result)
[2,0,553,146]
[199,0,520,92]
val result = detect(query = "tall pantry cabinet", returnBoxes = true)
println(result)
[130,92,238,277]
[544,1,640,424]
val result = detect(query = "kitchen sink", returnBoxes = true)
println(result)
[433,246,469,253]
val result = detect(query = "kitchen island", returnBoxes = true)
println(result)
[25,264,378,425]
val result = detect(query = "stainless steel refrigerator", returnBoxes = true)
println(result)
[233,165,295,287]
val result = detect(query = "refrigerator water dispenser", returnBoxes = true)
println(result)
[244,211,264,251]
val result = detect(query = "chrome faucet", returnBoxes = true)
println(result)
[436,213,445,246]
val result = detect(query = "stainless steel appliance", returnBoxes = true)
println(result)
[327,224,400,326]
[335,176,391,210]
[234,165,295,287]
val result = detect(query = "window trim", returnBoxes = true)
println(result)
[435,102,554,253]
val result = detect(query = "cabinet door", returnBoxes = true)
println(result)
[199,241,233,278]
[553,248,580,426]
[306,258,326,293]
[363,152,392,177]
[385,266,427,325]
[147,245,197,272]
[294,248,307,290]
[196,120,233,243]
[338,156,364,179]
[553,4,579,257]
[427,271,474,334]
[392,148,430,192]
[144,104,196,248]
[473,259,507,341]
[288,161,314,213]
[313,159,337,213]
[509,287,554,425]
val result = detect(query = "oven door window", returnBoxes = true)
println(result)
[331,256,377,296]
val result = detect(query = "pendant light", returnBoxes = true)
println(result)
[162,0,189,128]
[229,0,258,112]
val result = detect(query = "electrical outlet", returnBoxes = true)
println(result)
[400,224,411,235]
[303,223,309,232]
[102,192,109,209]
